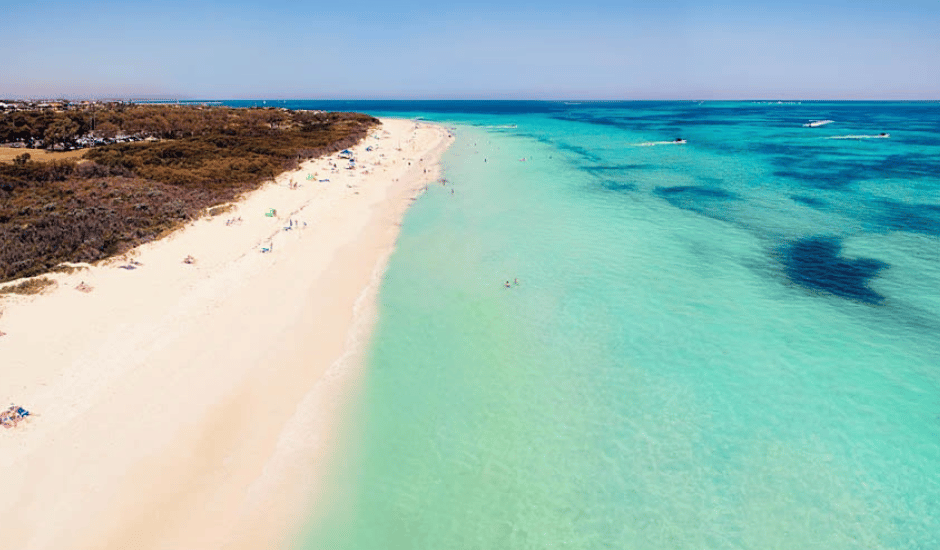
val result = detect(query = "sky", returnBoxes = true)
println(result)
[1,0,938,99]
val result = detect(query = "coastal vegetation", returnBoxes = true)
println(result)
[0,104,379,282]
[0,276,56,295]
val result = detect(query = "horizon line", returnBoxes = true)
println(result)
[3,97,939,103]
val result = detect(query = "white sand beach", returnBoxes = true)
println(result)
[0,118,453,550]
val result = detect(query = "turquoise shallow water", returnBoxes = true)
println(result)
[243,102,940,549]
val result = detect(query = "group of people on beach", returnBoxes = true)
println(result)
[283,218,306,231]
[1,405,30,429]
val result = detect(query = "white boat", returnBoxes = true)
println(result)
[803,120,834,127]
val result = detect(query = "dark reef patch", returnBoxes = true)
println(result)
[551,113,636,132]
[773,168,859,190]
[782,236,888,304]
[872,199,940,236]
[791,195,827,208]
[655,185,738,200]
[773,152,940,190]
[599,180,637,192]
[554,141,602,162]
[749,142,832,157]
[653,185,741,216]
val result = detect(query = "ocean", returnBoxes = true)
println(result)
[234,101,940,549]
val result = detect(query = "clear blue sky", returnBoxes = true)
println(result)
[1,0,938,99]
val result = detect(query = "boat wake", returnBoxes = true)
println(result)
[827,134,890,140]
[635,139,687,146]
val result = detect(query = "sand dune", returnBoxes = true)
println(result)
[0,118,453,550]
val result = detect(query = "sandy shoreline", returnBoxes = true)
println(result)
[0,118,454,549]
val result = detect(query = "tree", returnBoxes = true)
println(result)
[44,117,80,150]
[95,122,120,140]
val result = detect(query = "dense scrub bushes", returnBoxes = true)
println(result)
[0,104,377,148]
[1,171,203,280]
[1,106,379,282]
